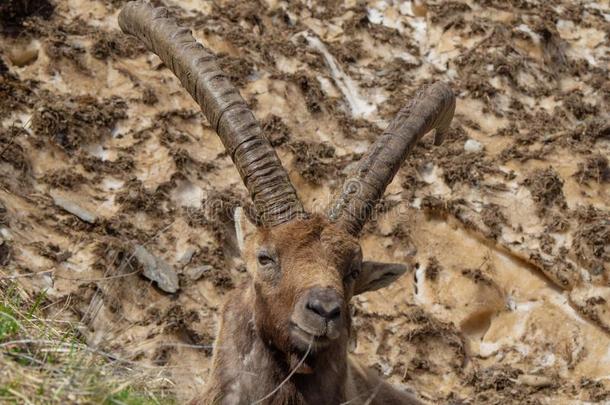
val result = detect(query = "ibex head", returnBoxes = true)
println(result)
[234,211,408,354]
[119,0,455,360]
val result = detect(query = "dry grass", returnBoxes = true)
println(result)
[0,280,175,404]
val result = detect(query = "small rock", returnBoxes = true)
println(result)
[40,273,54,291]
[178,246,197,267]
[185,265,213,281]
[52,194,97,224]
[464,139,484,153]
[516,374,554,388]
[134,245,179,293]
[9,42,39,67]
[378,360,393,376]
[148,54,164,70]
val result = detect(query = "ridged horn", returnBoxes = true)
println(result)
[119,1,305,226]
[328,82,455,235]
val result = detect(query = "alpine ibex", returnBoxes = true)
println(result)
[119,2,455,404]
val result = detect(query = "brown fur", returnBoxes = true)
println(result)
[197,215,422,404]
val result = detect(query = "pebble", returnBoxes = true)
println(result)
[178,246,197,267]
[9,42,39,67]
[185,265,213,281]
[134,245,179,293]
[464,139,484,153]
[52,194,97,224]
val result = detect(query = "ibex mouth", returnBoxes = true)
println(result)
[290,321,340,351]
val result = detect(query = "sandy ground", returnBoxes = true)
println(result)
[1,0,609,403]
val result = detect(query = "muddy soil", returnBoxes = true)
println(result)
[1,0,609,403]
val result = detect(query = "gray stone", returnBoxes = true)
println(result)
[52,194,97,224]
[185,265,213,281]
[134,245,179,293]
[178,246,197,267]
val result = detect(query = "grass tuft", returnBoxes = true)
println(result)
[0,280,175,404]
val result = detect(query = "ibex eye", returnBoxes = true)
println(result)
[257,251,275,266]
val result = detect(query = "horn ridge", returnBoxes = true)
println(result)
[328,82,455,235]
[118,1,304,226]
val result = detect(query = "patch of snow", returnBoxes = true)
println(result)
[420,164,451,196]
[0,228,11,240]
[85,144,110,160]
[172,180,203,208]
[399,2,413,16]
[516,24,541,43]
[539,352,556,367]
[585,4,610,21]
[367,7,384,24]
[102,177,124,191]
[407,18,428,48]
[556,19,575,31]
[300,32,376,118]
[515,343,530,356]
[397,51,419,65]
[413,265,428,305]
[548,293,593,326]
[479,341,500,357]
[464,139,484,153]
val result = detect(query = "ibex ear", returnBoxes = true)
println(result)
[354,261,408,295]
[234,207,257,254]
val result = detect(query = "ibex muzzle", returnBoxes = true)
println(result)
[293,290,344,347]
[305,288,342,320]
[119,2,455,403]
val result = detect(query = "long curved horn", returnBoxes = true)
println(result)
[328,82,455,235]
[119,1,304,226]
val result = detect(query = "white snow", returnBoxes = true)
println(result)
[300,32,376,118]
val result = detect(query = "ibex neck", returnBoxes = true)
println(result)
[206,288,349,403]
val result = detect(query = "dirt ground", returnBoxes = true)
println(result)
[1,0,609,403]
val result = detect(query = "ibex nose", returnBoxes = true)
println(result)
[305,288,342,320]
